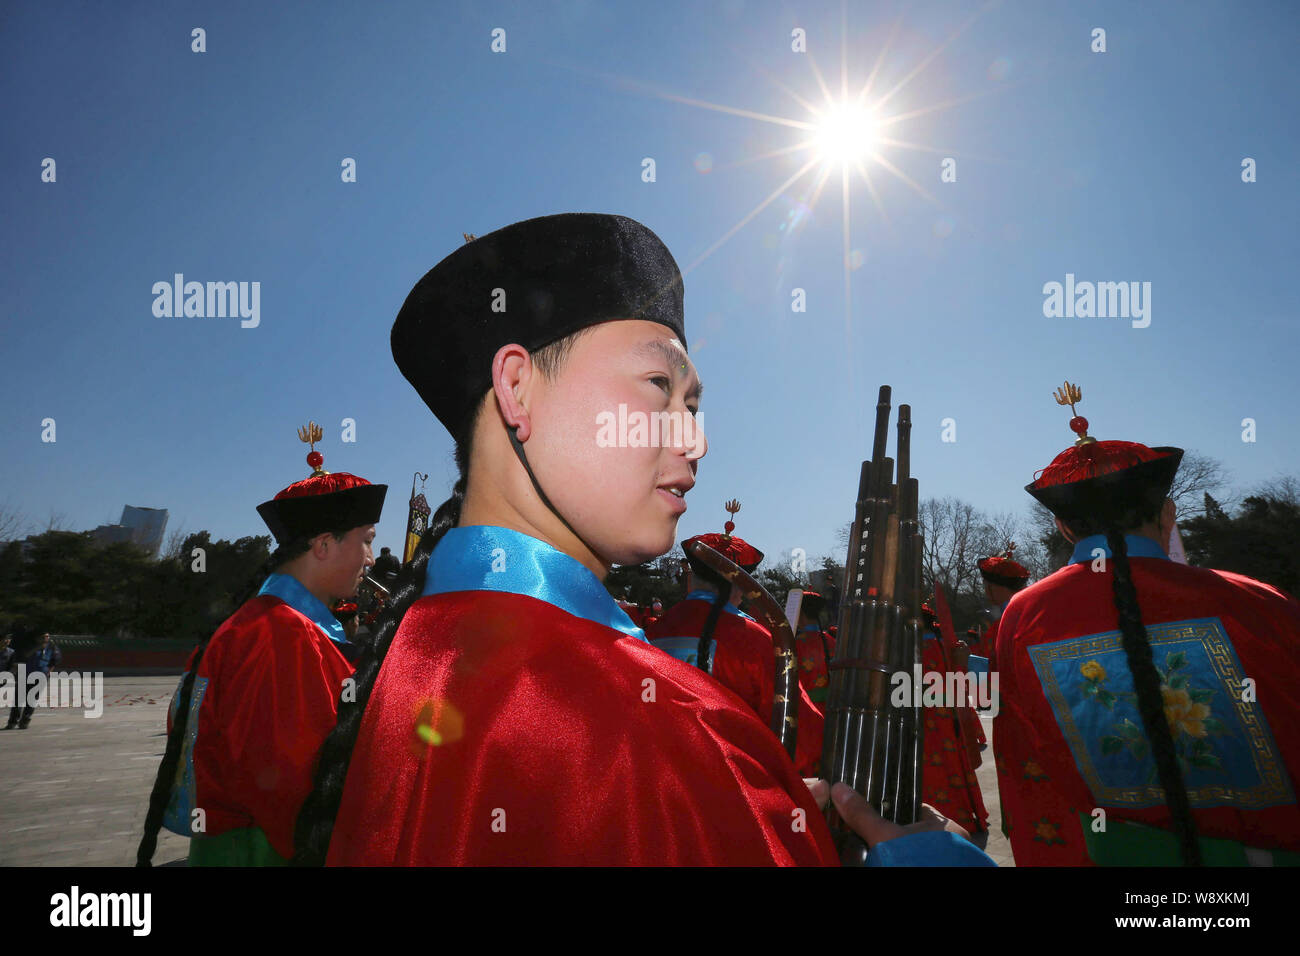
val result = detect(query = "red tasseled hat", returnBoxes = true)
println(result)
[978,543,1031,587]
[686,532,764,571]
[1025,382,1182,525]
[255,422,387,544]
[683,499,764,572]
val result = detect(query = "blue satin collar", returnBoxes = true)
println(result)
[684,588,753,621]
[424,526,647,643]
[257,573,349,645]
[1069,534,1170,566]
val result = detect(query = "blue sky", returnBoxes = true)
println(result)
[2,0,1296,570]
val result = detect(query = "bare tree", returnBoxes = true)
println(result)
[0,501,29,543]
[43,510,70,532]
[919,496,985,597]
[919,496,1054,605]
[163,523,189,562]
[1168,451,1231,519]
[1254,474,1300,507]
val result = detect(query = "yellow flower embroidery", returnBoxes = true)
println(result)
[1081,660,1106,682]
[1033,818,1066,845]
[1163,686,1211,738]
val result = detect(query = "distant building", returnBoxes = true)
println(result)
[91,505,168,557]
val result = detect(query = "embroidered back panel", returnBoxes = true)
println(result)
[1029,618,1292,810]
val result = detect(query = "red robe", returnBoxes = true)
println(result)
[327,591,839,865]
[920,633,989,833]
[795,626,836,708]
[184,595,354,861]
[995,547,1300,866]
[963,623,993,748]
[645,598,827,777]
[968,620,996,664]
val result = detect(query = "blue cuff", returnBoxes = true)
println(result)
[865,831,997,867]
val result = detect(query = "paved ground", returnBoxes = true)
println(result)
[0,676,1014,866]
[975,713,1014,866]
[0,676,190,867]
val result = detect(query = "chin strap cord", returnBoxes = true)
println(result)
[506,424,594,554]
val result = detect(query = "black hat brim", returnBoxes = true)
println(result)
[256,484,388,545]
[1026,447,1183,525]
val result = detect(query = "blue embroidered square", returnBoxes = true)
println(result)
[1028,618,1292,810]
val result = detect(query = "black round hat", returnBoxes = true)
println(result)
[391,213,687,438]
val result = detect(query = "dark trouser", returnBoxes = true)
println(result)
[6,674,42,727]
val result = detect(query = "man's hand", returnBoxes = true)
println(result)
[804,779,970,847]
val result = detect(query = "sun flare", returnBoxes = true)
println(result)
[811,103,880,165]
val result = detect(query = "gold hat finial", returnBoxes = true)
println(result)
[1052,381,1095,445]
[297,422,329,477]
[722,499,741,538]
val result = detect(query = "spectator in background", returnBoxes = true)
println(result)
[6,632,61,730]
[373,546,401,584]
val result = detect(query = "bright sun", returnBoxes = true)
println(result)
[812,103,879,165]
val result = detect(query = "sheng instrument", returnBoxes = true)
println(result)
[821,385,925,865]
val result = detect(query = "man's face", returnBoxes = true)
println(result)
[525,320,706,566]
[317,525,375,600]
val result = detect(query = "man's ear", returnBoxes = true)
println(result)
[1055,517,1078,545]
[308,532,334,560]
[492,343,535,441]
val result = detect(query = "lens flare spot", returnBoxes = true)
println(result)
[847,248,866,270]
[988,57,1012,82]
[410,697,464,754]
[933,216,954,239]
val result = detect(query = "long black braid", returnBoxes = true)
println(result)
[696,588,728,673]
[136,535,334,866]
[292,452,469,866]
[1103,527,1202,866]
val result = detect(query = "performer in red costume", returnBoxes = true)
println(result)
[136,427,386,866]
[994,381,1300,866]
[918,605,989,834]
[795,591,836,708]
[974,544,1030,664]
[293,214,992,866]
[645,503,826,776]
